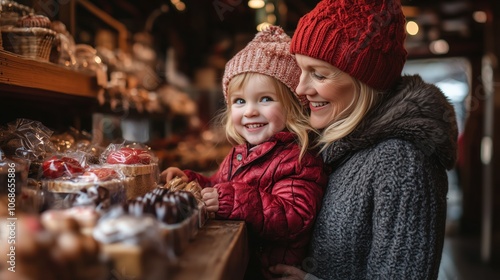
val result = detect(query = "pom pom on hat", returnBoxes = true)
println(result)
[290,0,408,91]
[222,25,302,103]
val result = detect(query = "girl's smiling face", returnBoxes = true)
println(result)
[295,54,355,129]
[229,74,286,145]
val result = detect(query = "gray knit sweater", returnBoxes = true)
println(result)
[304,75,458,280]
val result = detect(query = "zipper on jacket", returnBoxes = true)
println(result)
[228,148,235,181]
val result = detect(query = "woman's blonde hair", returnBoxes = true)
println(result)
[317,77,380,152]
[218,73,315,161]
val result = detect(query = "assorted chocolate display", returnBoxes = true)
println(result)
[124,188,198,224]
[0,119,207,279]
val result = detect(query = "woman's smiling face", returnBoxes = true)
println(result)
[295,54,355,129]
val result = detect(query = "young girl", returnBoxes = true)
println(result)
[160,26,326,279]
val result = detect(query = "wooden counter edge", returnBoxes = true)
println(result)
[169,219,248,280]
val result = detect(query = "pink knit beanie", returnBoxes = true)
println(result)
[222,26,302,103]
[290,0,408,91]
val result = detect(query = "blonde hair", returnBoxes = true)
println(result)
[218,73,315,161]
[318,78,381,152]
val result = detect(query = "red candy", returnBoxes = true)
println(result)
[106,147,151,165]
[42,156,85,179]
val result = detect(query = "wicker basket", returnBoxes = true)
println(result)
[1,26,56,61]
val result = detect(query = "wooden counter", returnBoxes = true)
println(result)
[170,220,249,280]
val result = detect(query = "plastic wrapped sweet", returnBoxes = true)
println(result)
[106,146,153,164]
[41,154,86,179]
[51,127,104,165]
[100,143,157,165]
[0,151,46,213]
[0,119,57,179]
[165,176,202,201]
[42,166,127,210]
[0,119,57,161]
[50,131,75,152]
[101,143,159,199]
[64,185,112,210]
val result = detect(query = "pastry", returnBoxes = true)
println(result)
[15,14,51,28]
[184,180,203,201]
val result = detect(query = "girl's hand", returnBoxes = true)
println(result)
[201,187,219,212]
[159,167,188,183]
[269,264,307,280]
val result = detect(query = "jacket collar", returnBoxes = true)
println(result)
[323,74,458,170]
[233,131,296,163]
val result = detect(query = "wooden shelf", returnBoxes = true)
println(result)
[0,50,99,98]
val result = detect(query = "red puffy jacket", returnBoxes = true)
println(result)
[185,131,326,279]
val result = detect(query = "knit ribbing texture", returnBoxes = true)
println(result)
[290,0,408,91]
[223,25,302,103]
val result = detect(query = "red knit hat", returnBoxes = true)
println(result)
[290,0,408,91]
[223,26,302,103]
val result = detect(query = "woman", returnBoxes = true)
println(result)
[270,0,458,279]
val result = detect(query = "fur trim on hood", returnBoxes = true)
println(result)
[325,74,458,170]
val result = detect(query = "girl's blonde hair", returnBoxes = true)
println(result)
[318,77,381,152]
[218,73,315,161]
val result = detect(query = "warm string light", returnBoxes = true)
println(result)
[406,21,419,35]
[473,11,487,23]
[430,39,449,54]
[248,0,265,9]
[252,1,277,31]
[256,22,272,31]
[171,0,186,11]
